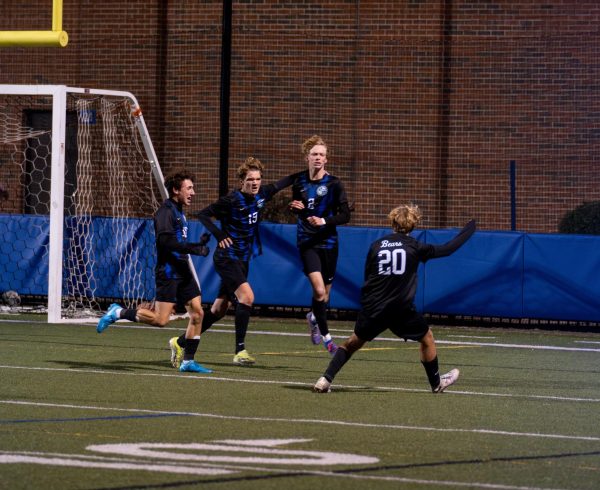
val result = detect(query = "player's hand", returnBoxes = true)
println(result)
[198,232,211,246]
[218,237,233,248]
[190,244,210,257]
[307,216,326,227]
[289,200,305,211]
[464,219,476,230]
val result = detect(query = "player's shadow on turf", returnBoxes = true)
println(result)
[207,360,292,372]
[284,385,393,393]
[49,359,173,372]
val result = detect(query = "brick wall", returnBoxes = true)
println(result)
[1,0,598,232]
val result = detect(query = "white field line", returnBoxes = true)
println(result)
[0,449,569,490]
[3,318,600,352]
[0,364,599,404]
[100,325,600,353]
[110,325,600,353]
[1,399,599,444]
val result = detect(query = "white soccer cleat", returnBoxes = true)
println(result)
[433,368,460,393]
[313,376,331,393]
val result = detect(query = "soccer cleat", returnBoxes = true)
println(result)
[179,360,212,374]
[313,376,331,393]
[433,368,460,393]
[96,303,121,333]
[324,339,338,355]
[233,349,256,366]
[169,337,184,369]
[306,312,321,345]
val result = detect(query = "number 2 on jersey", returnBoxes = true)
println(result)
[377,248,406,275]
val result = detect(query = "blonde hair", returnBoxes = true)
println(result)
[301,135,328,158]
[237,156,264,180]
[388,204,422,234]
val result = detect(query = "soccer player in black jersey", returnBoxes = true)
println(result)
[170,157,295,367]
[96,172,213,374]
[313,204,476,393]
[289,135,351,355]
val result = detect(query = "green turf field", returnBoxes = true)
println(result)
[1,314,599,489]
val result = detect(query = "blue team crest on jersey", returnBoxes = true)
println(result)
[316,185,328,197]
[257,198,265,209]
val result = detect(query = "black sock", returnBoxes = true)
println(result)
[119,308,137,322]
[324,347,351,382]
[177,334,186,348]
[312,298,329,335]
[201,309,220,334]
[235,303,252,353]
[183,338,200,361]
[422,356,440,389]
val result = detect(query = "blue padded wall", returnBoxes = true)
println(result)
[2,215,599,323]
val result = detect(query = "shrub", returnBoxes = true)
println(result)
[558,201,600,235]
[262,191,296,224]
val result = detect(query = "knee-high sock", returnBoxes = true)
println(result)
[201,309,221,334]
[178,309,222,348]
[312,298,329,335]
[235,303,252,353]
[421,356,440,389]
[324,347,352,382]
[119,309,137,322]
[183,337,200,361]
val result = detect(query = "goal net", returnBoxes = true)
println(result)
[0,85,165,322]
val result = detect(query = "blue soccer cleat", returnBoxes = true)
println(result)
[96,303,121,333]
[179,360,213,374]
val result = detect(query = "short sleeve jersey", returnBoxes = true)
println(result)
[200,183,281,261]
[153,198,191,279]
[291,171,348,249]
[359,232,438,317]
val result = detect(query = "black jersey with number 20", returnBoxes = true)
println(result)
[360,221,476,317]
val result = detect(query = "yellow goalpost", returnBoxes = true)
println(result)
[0,0,68,48]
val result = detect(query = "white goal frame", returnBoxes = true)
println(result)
[0,84,185,323]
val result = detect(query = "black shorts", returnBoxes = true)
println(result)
[214,255,249,298]
[155,271,201,306]
[354,304,429,342]
[299,247,338,285]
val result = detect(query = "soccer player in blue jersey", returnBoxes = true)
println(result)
[313,204,476,393]
[169,157,296,367]
[96,172,213,374]
[289,135,351,355]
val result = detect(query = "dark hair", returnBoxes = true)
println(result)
[164,172,193,198]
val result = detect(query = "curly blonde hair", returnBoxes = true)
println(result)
[237,156,264,180]
[388,204,422,233]
[301,135,328,158]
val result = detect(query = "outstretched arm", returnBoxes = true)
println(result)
[196,198,230,243]
[261,171,303,201]
[430,219,476,258]
[158,234,210,257]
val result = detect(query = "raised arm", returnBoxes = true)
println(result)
[430,219,476,258]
